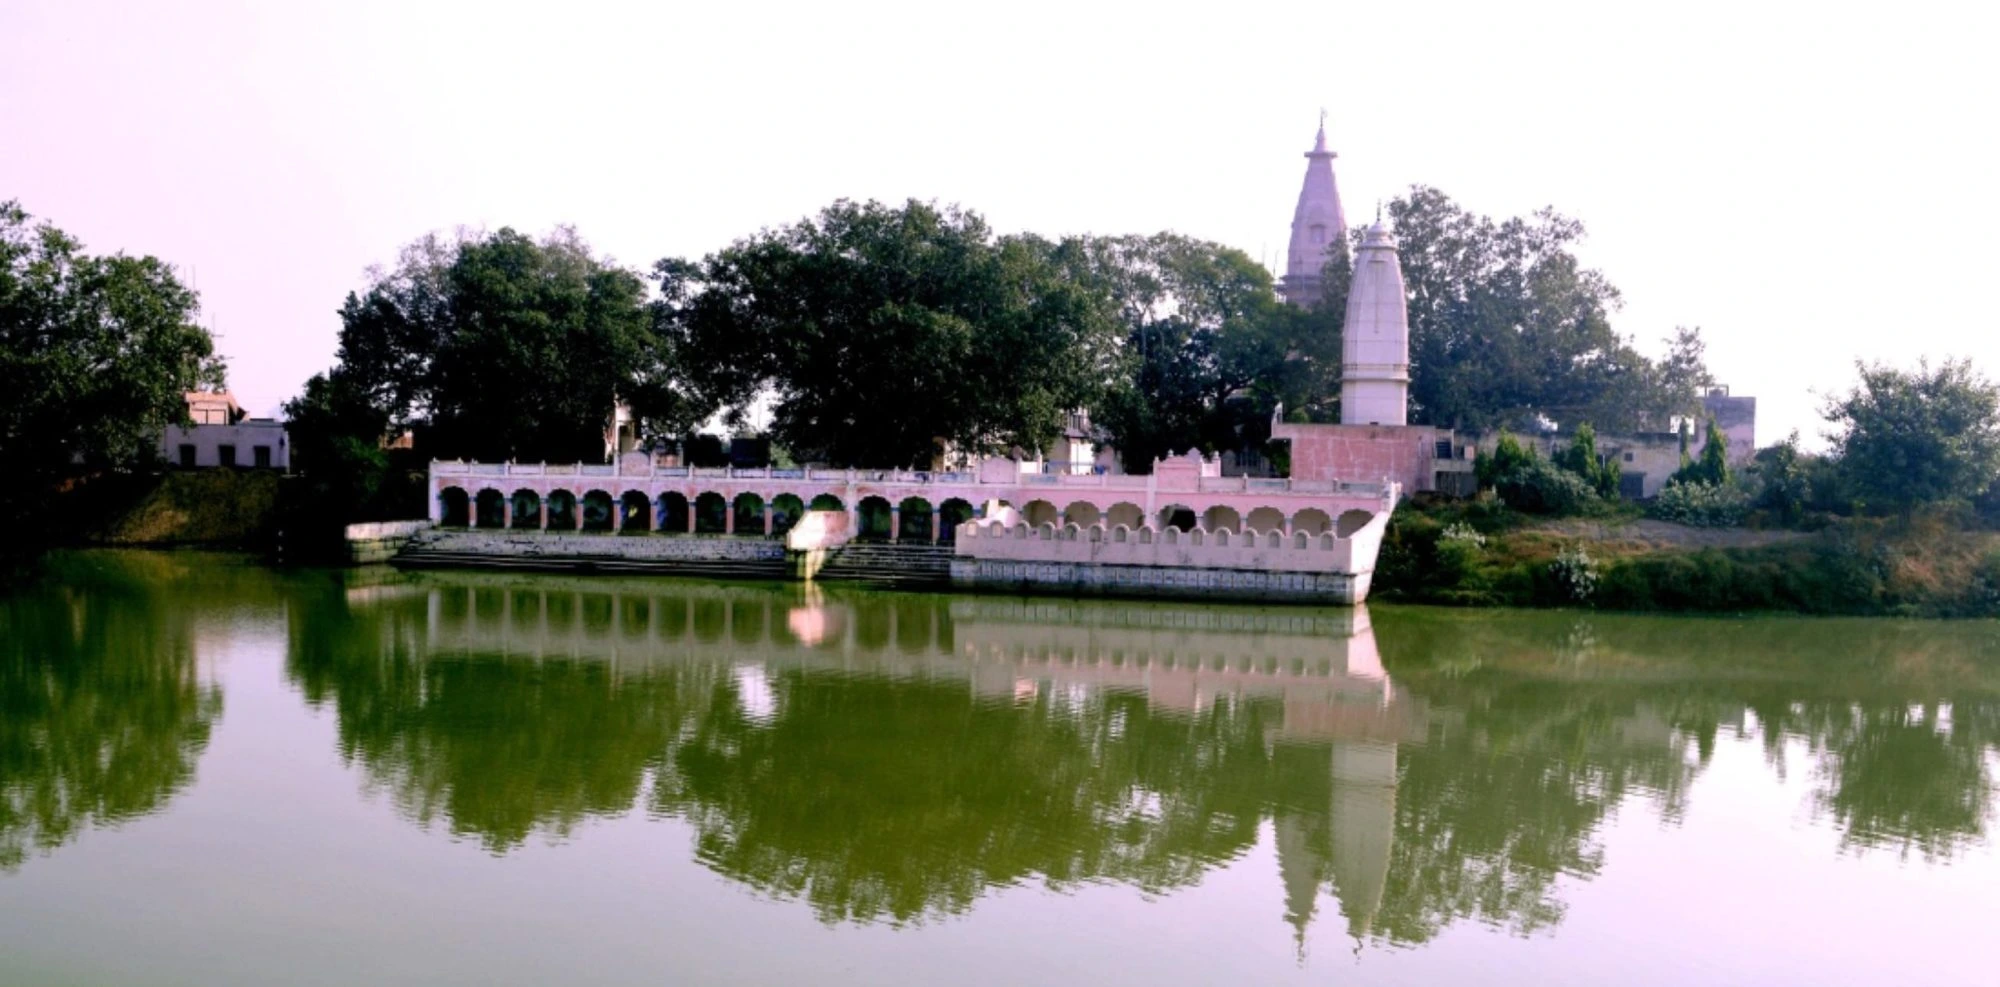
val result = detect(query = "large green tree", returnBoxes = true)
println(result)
[329,227,671,463]
[1387,187,1708,432]
[656,199,1121,468]
[1823,357,2000,512]
[1087,233,1340,472]
[0,200,225,518]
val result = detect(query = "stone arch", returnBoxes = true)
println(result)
[1112,525,1129,543]
[1292,508,1333,535]
[1337,509,1375,538]
[1062,500,1101,528]
[694,491,728,533]
[733,492,766,535]
[510,489,542,529]
[1319,533,1336,550]
[809,493,844,512]
[856,496,894,540]
[1246,506,1285,534]
[1106,502,1144,530]
[770,493,806,536]
[1156,503,1196,531]
[1023,499,1060,528]
[938,498,976,543]
[1139,526,1155,544]
[899,496,934,542]
[1201,505,1242,534]
[1293,531,1310,549]
[438,487,470,527]
[546,489,579,530]
[657,492,690,532]
[620,490,652,532]
[1265,531,1282,548]
[474,488,506,528]
[581,490,615,532]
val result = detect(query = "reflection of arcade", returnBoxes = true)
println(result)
[402,574,1422,937]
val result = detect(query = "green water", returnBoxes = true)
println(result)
[1,551,1995,985]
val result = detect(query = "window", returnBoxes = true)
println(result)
[178,444,197,468]
[218,444,237,468]
[253,445,272,468]
[1623,452,1635,463]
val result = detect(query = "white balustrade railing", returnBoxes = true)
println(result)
[429,460,1394,502]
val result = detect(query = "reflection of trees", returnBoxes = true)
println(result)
[1377,607,2000,878]
[657,676,1300,924]
[288,588,723,852]
[0,555,223,870]
[283,574,2000,940]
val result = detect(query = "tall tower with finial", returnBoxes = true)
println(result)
[1340,221,1411,426]
[1280,112,1348,307]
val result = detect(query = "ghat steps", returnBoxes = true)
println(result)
[814,541,954,588]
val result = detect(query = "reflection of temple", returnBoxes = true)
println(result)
[389,573,1423,941]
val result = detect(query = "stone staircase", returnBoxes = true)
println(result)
[814,541,955,589]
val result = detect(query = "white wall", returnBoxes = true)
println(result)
[160,421,290,469]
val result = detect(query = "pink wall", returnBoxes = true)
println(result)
[1272,423,1439,493]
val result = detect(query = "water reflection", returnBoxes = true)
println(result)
[287,572,2000,943]
[0,553,225,871]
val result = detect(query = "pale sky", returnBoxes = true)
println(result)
[5,0,1996,447]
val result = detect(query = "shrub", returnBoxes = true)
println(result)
[1650,479,1748,528]
[1549,544,1599,603]
[1494,456,1598,515]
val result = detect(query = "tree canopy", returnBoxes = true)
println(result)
[1086,233,1340,472]
[1822,358,2000,511]
[657,200,1121,468]
[1387,187,1710,432]
[0,201,224,499]
[329,227,664,463]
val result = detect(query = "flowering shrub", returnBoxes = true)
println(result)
[1550,544,1599,603]
[1440,522,1487,548]
[1649,480,1749,528]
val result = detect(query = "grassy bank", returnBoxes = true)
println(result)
[1375,501,2000,618]
[55,470,282,548]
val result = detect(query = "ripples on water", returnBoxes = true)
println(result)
[1,551,1996,984]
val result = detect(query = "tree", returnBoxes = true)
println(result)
[1823,358,2000,512]
[1385,187,1708,433]
[658,200,1121,468]
[1084,234,1329,471]
[330,227,667,463]
[1555,422,1621,499]
[1750,431,1813,524]
[1672,418,1731,487]
[0,200,225,529]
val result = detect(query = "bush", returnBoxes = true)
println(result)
[1649,479,1748,528]
[1494,456,1598,515]
[1549,544,1599,603]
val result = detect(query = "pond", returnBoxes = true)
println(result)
[2,551,1995,985]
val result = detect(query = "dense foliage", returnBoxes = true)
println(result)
[657,200,1120,468]
[0,201,225,536]
[1822,358,2000,513]
[1387,187,1712,432]
[329,227,666,463]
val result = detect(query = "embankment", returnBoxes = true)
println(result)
[56,470,282,548]
[1376,508,2000,618]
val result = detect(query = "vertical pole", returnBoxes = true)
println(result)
[763,505,774,536]
[502,497,512,530]
[725,501,736,535]
[686,494,696,534]
[930,513,941,544]
[889,507,901,543]
[539,495,548,530]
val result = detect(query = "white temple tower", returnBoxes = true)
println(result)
[1338,222,1411,426]
[1279,119,1348,307]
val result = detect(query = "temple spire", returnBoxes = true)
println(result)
[1280,116,1347,307]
